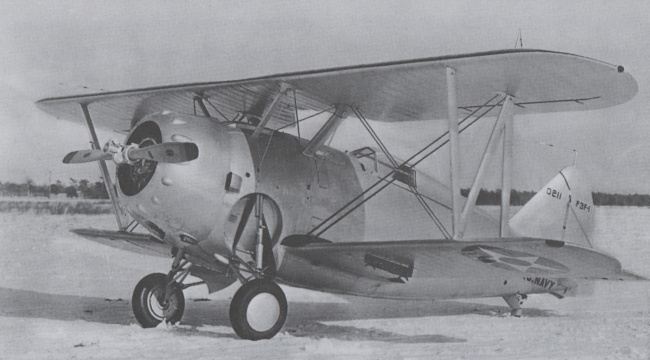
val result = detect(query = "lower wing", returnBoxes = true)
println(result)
[72,228,172,258]
[281,236,645,283]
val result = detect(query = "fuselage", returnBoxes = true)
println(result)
[117,111,542,300]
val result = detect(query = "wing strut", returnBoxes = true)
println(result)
[80,103,127,230]
[193,96,212,118]
[446,67,462,239]
[446,65,516,238]
[500,96,515,237]
[458,95,515,238]
[252,83,292,138]
[303,105,348,157]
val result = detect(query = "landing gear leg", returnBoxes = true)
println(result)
[503,293,527,317]
[226,194,286,340]
[228,195,286,340]
[254,194,266,271]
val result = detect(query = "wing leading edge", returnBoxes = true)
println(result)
[37,49,637,131]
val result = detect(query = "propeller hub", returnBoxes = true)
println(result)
[117,121,161,196]
[116,144,140,165]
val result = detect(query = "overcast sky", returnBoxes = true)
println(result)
[1,0,648,193]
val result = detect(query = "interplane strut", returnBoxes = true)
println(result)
[80,103,127,230]
[446,67,462,239]
[500,97,515,237]
[458,95,515,238]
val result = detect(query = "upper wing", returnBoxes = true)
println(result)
[72,228,172,258]
[36,49,637,131]
[282,236,644,282]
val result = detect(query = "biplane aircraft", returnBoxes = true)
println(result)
[37,49,642,340]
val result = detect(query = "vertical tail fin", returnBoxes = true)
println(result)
[510,166,594,248]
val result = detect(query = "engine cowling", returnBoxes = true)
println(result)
[118,111,256,257]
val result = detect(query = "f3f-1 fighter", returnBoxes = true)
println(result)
[37,49,642,340]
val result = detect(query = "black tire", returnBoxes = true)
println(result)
[132,273,185,328]
[229,279,287,340]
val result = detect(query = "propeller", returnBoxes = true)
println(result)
[63,139,199,165]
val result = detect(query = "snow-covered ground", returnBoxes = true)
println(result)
[0,207,647,359]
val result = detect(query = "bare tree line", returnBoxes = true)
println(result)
[0,178,108,199]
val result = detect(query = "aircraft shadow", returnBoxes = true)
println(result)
[0,287,134,326]
[0,287,554,343]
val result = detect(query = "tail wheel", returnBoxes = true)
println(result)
[132,273,185,328]
[229,279,287,340]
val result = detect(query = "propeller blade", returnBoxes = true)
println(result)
[62,149,112,164]
[128,142,199,163]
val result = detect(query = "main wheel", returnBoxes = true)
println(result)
[229,279,287,340]
[132,273,185,328]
